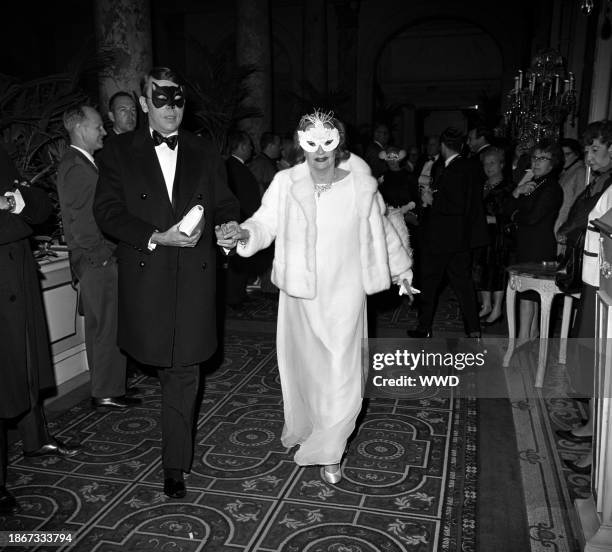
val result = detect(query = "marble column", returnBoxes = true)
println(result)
[236,0,272,144]
[94,0,153,113]
[303,0,328,98]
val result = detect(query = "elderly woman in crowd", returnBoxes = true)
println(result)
[505,139,563,340]
[217,111,413,484]
[474,147,514,326]
[558,121,612,474]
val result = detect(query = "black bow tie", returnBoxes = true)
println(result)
[152,130,178,150]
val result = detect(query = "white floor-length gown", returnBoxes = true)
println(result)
[276,173,367,465]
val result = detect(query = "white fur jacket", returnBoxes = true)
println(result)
[237,162,413,299]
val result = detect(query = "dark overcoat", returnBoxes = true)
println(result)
[0,146,55,418]
[94,128,239,367]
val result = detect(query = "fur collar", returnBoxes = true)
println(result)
[288,162,378,220]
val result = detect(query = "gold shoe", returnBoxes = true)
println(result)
[322,463,342,484]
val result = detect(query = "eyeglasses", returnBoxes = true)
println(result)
[531,155,552,162]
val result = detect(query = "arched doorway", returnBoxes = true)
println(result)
[374,18,504,148]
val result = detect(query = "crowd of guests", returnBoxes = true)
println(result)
[2,61,611,515]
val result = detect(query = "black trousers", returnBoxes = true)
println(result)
[417,249,480,334]
[0,340,51,487]
[158,363,201,472]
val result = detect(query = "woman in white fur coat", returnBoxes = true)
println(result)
[217,111,413,484]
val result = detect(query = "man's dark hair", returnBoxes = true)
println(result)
[583,120,612,147]
[140,66,184,95]
[470,125,493,144]
[560,138,582,158]
[228,130,252,153]
[108,91,134,112]
[440,127,465,153]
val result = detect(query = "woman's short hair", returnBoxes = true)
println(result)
[533,139,563,169]
[560,138,582,158]
[583,120,612,147]
[480,146,505,165]
[293,111,349,166]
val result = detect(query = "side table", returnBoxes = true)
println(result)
[502,262,580,387]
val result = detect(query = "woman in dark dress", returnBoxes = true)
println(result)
[475,147,514,326]
[504,139,563,339]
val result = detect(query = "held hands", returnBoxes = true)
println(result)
[215,221,249,249]
[152,223,202,248]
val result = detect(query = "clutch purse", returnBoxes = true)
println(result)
[178,205,204,236]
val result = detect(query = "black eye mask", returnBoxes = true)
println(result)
[150,82,185,109]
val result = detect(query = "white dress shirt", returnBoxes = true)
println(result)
[147,128,179,250]
[70,144,96,168]
[152,128,179,201]
[444,153,459,167]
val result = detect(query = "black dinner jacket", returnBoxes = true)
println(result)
[93,127,239,367]
[420,155,480,253]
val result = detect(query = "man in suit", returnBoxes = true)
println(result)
[107,92,137,137]
[225,131,263,305]
[467,125,493,160]
[57,106,137,411]
[94,66,240,498]
[364,122,390,178]
[1,145,78,514]
[408,127,482,338]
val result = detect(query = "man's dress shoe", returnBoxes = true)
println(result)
[164,477,186,499]
[406,329,432,338]
[23,438,79,458]
[125,387,142,398]
[556,429,592,444]
[563,459,591,475]
[91,396,142,409]
[0,486,18,513]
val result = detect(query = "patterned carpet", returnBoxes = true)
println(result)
[229,288,474,335]
[1,331,477,552]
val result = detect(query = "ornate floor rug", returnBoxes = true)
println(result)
[1,331,477,552]
[228,288,471,335]
[503,339,586,552]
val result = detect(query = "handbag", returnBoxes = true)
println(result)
[555,228,586,293]
[555,173,612,293]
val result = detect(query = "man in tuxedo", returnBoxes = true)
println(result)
[108,92,137,136]
[1,145,78,514]
[364,123,390,178]
[408,127,482,338]
[225,130,262,305]
[467,125,493,160]
[94,66,239,498]
[57,106,137,410]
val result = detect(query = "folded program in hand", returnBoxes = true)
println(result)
[178,205,204,236]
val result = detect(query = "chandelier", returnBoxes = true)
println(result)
[504,48,577,147]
